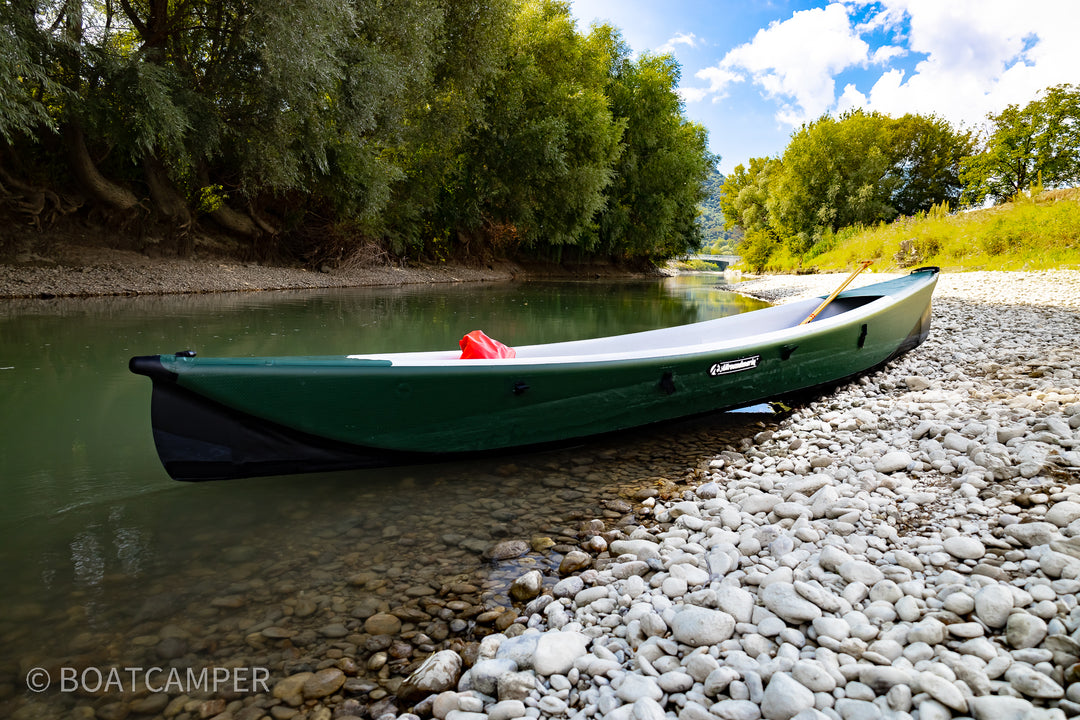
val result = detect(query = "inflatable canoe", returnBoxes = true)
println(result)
[130,267,939,481]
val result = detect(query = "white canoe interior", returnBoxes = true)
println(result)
[347,292,889,367]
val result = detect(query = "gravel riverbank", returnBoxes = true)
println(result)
[0,245,656,299]
[384,270,1080,720]
[0,248,521,298]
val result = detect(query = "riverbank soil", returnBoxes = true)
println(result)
[0,217,656,299]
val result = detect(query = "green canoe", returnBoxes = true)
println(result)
[130,267,939,481]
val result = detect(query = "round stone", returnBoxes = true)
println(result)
[839,560,884,586]
[761,671,815,720]
[1004,665,1065,699]
[760,583,822,623]
[943,536,986,560]
[303,668,345,699]
[1046,501,1080,527]
[397,650,463,703]
[875,451,913,474]
[364,612,402,635]
[558,550,592,575]
[973,584,1013,628]
[919,671,968,712]
[670,606,736,646]
[510,570,544,601]
[488,540,531,560]
[1005,612,1048,649]
[616,673,663,702]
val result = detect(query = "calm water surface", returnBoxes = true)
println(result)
[0,274,770,711]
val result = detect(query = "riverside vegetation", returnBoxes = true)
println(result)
[0,0,711,267]
[758,189,1080,275]
[719,85,1080,273]
[4,4,1076,278]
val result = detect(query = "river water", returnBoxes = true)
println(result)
[0,274,771,715]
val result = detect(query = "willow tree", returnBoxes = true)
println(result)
[596,30,715,259]
[0,2,56,144]
[452,0,624,256]
[108,0,451,240]
[382,0,515,255]
[1,0,505,250]
[5,0,716,264]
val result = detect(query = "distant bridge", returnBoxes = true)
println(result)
[685,254,740,270]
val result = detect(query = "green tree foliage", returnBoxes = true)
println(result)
[452,0,623,255]
[0,0,467,240]
[768,112,892,254]
[697,169,725,240]
[720,110,972,266]
[382,0,513,252]
[595,33,715,259]
[769,110,972,254]
[739,227,782,272]
[1,0,710,264]
[0,2,57,143]
[718,156,779,235]
[889,113,974,215]
[717,157,781,271]
[961,84,1080,205]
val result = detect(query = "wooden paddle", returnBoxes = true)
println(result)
[798,260,874,325]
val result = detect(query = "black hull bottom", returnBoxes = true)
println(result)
[148,382,435,481]
[144,308,933,481]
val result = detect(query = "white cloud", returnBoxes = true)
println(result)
[687,3,869,123]
[854,0,1080,129]
[835,81,870,115]
[656,32,699,55]
[692,66,744,101]
[685,0,1080,134]
[870,45,905,64]
[680,87,710,104]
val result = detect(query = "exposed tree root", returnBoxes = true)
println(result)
[64,123,140,211]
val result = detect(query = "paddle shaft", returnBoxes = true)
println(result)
[798,260,874,325]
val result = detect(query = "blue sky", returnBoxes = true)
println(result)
[569,0,1080,174]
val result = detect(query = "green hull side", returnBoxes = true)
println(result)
[154,271,936,455]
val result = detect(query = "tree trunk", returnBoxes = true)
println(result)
[210,201,261,239]
[65,123,140,210]
[142,154,191,224]
[142,153,194,255]
[248,205,278,236]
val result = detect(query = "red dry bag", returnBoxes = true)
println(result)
[458,330,516,359]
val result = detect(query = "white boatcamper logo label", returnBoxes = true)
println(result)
[709,355,760,376]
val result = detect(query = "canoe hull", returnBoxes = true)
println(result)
[131,269,938,481]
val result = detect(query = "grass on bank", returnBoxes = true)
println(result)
[754,188,1080,274]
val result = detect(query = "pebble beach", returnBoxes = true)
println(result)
[5,269,1080,720]
[386,270,1080,720]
